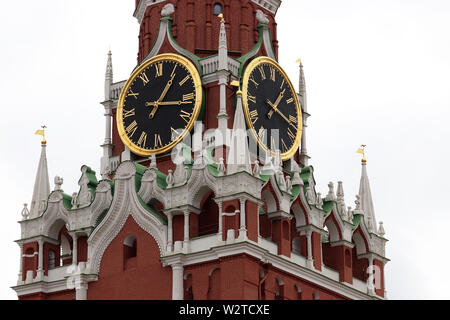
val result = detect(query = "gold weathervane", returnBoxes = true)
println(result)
[296,58,302,65]
[35,125,47,145]
[356,145,367,163]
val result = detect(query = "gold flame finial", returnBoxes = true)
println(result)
[218,13,225,22]
[296,58,302,65]
[356,145,367,163]
[35,125,47,145]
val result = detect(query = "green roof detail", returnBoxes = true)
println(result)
[352,214,362,230]
[62,193,73,211]
[322,200,334,215]
[137,194,167,225]
[237,25,265,76]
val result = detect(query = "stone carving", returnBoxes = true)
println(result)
[161,3,175,17]
[256,9,269,25]
[173,148,189,186]
[101,165,111,180]
[21,204,30,220]
[77,167,93,207]
[348,207,354,221]
[217,158,226,177]
[149,154,157,169]
[316,193,323,210]
[71,192,79,209]
[336,181,347,217]
[325,182,336,201]
[286,175,292,193]
[54,176,64,191]
[378,221,386,236]
[166,170,175,188]
[291,161,303,186]
[276,170,287,192]
[306,185,315,205]
[253,160,260,178]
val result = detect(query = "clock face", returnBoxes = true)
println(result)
[242,57,302,160]
[117,54,202,157]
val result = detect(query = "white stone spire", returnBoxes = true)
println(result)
[227,92,251,175]
[217,14,229,131]
[105,50,113,101]
[29,140,50,219]
[298,60,310,166]
[359,160,377,233]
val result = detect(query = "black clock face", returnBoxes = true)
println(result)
[117,54,202,156]
[243,58,302,160]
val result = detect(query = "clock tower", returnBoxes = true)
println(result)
[14,0,389,300]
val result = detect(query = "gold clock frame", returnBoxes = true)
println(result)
[116,53,203,157]
[242,56,303,161]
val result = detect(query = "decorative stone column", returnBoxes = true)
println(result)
[37,239,44,280]
[306,230,314,269]
[72,233,78,265]
[167,213,173,253]
[367,255,375,296]
[183,211,190,253]
[216,200,223,242]
[239,198,247,240]
[172,263,184,300]
[17,243,23,285]
[75,275,88,300]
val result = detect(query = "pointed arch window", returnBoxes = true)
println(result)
[48,250,56,270]
[124,235,137,270]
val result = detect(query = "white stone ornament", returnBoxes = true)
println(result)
[378,221,386,236]
[71,192,79,209]
[252,160,260,178]
[21,204,30,220]
[316,193,323,210]
[54,176,64,191]
[77,167,93,207]
[149,154,157,169]
[291,161,303,186]
[286,175,293,193]
[276,170,287,192]
[256,9,270,24]
[217,158,226,177]
[166,170,175,188]
[325,182,336,201]
[348,207,354,221]
[161,3,175,17]
[306,185,315,205]
[101,165,111,180]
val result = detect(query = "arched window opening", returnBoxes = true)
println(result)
[48,251,56,270]
[295,285,302,300]
[275,278,284,300]
[60,233,72,266]
[123,235,137,270]
[213,3,223,16]
[292,237,301,255]
[199,193,219,237]
[313,292,320,300]
[323,225,330,243]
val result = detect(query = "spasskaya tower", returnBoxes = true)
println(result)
[14,0,388,300]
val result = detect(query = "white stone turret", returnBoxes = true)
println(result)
[227,91,251,175]
[299,60,310,166]
[217,14,230,132]
[105,50,113,101]
[359,159,378,233]
[101,50,114,177]
[29,141,50,219]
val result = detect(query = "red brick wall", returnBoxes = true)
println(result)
[87,215,172,299]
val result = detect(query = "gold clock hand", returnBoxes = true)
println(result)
[146,101,191,107]
[267,100,297,129]
[157,72,176,103]
[268,89,286,119]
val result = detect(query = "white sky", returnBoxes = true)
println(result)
[0,0,449,300]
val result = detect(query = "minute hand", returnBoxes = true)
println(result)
[146,101,192,107]
[268,89,286,119]
[267,100,297,129]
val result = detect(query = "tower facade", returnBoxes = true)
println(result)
[13,0,388,300]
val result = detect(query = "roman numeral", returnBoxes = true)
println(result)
[155,63,163,77]
[183,93,195,102]
[249,76,259,88]
[171,127,181,139]
[127,90,139,99]
[249,109,258,125]
[123,108,136,118]
[248,95,256,104]
[281,139,288,152]
[180,109,192,124]
[154,134,163,148]
[137,132,147,148]
[287,127,296,142]
[179,75,191,87]
[258,66,266,80]
[270,67,276,82]
[126,120,138,138]
[289,114,297,125]
[286,97,294,104]
[139,72,149,85]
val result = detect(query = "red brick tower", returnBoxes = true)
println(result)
[13,0,388,300]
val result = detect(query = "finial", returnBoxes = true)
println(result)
[296,58,302,65]
[218,13,225,23]
[356,145,367,163]
[35,125,47,145]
